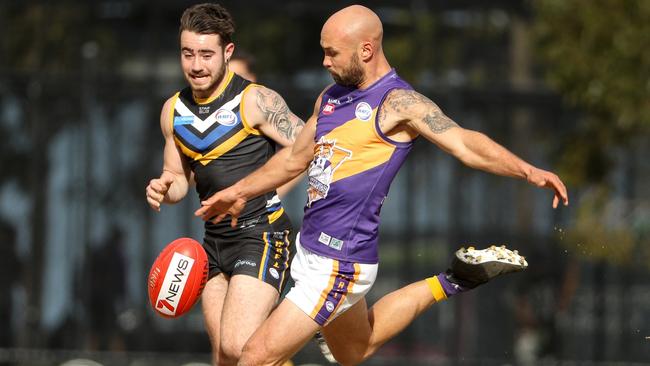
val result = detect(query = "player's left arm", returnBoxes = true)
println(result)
[384,88,568,208]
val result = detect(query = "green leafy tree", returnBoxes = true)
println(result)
[534,0,650,185]
[534,0,650,266]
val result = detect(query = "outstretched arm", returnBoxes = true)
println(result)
[194,94,322,225]
[381,89,568,208]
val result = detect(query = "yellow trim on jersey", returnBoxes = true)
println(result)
[239,84,263,136]
[192,71,235,105]
[200,128,249,163]
[324,108,396,183]
[310,260,339,319]
[173,127,251,166]
[169,92,180,131]
[258,233,271,280]
[268,207,285,224]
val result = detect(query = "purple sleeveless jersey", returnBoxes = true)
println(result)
[300,69,414,264]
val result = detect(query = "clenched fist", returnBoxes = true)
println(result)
[146,174,174,211]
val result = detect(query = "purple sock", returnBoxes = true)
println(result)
[436,272,467,297]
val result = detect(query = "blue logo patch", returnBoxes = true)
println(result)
[173,116,194,126]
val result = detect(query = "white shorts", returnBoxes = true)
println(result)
[285,233,378,326]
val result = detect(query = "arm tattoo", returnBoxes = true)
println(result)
[422,110,458,133]
[256,88,303,141]
[383,89,458,134]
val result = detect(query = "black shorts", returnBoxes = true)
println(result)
[202,211,294,293]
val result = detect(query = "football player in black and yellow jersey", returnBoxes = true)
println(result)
[145,4,303,365]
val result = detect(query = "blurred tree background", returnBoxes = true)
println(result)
[535,0,650,267]
[0,1,648,365]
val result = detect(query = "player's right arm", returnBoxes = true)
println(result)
[380,89,568,208]
[146,97,192,211]
[194,92,324,226]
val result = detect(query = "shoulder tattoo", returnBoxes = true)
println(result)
[382,89,458,134]
[255,88,302,141]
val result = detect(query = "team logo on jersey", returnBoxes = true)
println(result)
[307,137,352,207]
[322,103,336,115]
[215,109,238,126]
[355,102,373,121]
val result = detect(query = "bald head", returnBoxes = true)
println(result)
[321,5,390,88]
[322,5,383,47]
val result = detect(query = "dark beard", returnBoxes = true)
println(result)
[190,60,227,94]
[332,53,364,87]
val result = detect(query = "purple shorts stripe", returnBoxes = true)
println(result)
[278,232,291,290]
[313,261,358,325]
[310,260,339,320]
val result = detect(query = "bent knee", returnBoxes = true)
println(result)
[238,342,264,366]
[218,339,245,365]
[238,341,286,366]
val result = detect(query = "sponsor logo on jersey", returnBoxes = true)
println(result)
[215,109,238,126]
[155,252,195,316]
[174,115,194,126]
[198,106,211,114]
[355,102,372,121]
[323,103,336,115]
[327,98,341,105]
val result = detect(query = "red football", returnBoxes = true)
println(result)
[148,237,208,318]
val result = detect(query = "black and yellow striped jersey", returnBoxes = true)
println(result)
[170,71,284,232]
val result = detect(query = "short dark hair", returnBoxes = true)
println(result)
[179,3,235,45]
